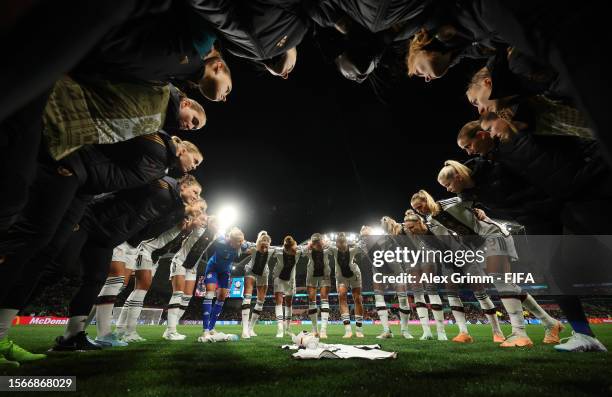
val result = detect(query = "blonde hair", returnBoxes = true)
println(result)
[410,190,440,216]
[171,136,203,159]
[196,198,208,212]
[404,209,422,223]
[457,120,482,141]
[178,174,201,191]
[380,216,402,235]
[438,160,473,184]
[406,29,435,77]
[256,230,271,249]
[228,227,244,241]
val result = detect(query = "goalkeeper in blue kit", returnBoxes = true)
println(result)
[198,227,254,342]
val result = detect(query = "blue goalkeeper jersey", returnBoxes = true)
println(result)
[205,237,251,274]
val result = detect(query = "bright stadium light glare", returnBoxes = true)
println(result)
[216,204,239,235]
[371,227,385,235]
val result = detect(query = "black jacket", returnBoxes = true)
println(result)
[62,132,177,195]
[490,132,611,201]
[162,86,184,134]
[188,0,310,61]
[412,0,506,70]
[81,177,183,248]
[487,49,572,102]
[126,206,185,247]
[76,3,205,84]
[306,0,431,35]
[460,157,562,233]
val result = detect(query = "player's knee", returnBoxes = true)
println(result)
[205,291,215,300]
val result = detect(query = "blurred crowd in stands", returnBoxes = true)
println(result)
[23,278,610,324]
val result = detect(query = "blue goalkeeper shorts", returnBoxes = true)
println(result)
[204,270,231,289]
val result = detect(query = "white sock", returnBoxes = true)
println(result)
[241,294,252,332]
[398,293,410,333]
[274,304,283,330]
[250,300,264,331]
[0,309,19,340]
[448,295,468,334]
[414,291,431,335]
[375,294,389,333]
[95,305,113,339]
[428,294,446,335]
[167,291,183,333]
[475,291,503,336]
[501,297,527,336]
[125,289,147,333]
[177,295,191,328]
[491,275,527,336]
[64,316,87,339]
[341,312,351,333]
[95,276,125,338]
[521,294,556,327]
[308,302,318,333]
[355,315,364,332]
[320,299,330,332]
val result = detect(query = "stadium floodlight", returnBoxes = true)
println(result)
[216,204,239,236]
[348,233,356,241]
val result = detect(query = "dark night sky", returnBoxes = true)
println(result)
[180,38,484,242]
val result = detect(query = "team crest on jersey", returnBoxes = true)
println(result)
[207,274,213,279]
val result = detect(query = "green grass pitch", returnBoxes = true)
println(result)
[2,324,612,397]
